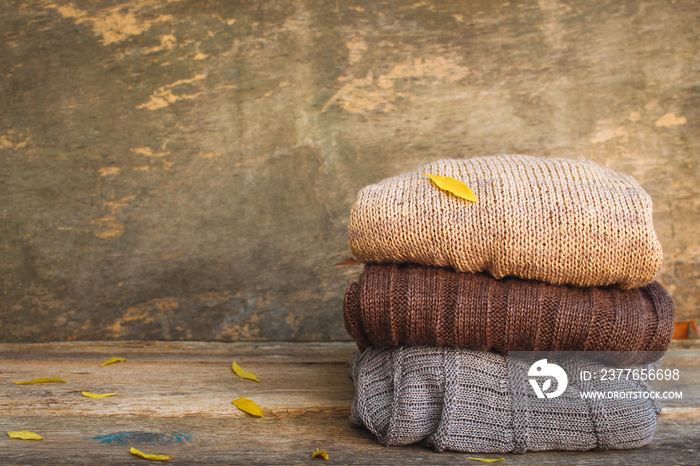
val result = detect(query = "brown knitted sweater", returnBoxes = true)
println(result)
[344,264,674,353]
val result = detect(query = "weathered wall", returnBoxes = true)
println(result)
[1,0,697,342]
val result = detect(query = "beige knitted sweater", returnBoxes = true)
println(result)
[348,155,662,289]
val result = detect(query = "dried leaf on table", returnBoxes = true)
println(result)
[8,431,43,440]
[468,457,505,463]
[312,448,329,460]
[130,447,172,461]
[232,362,260,382]
[424,173,478,202]
[13,377,67,385]
[232,397,263,417]
[101,357,126,367]
[82,391,118,398]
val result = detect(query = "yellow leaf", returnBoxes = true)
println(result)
[13,377,67,385]
[232,362,260,382]
[130,447,172,461]
[8,431,43,440]
[312,448,329,460]
[101,357,126,367]
[424,173,478,202]
[232,397,263,417]
[468,458,505,463]
[82,391,118,399]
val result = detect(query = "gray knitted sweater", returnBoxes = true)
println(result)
[350,346,661,453]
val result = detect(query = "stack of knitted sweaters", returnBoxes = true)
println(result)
[343,155,674,453]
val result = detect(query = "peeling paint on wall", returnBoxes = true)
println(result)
[137,74,207,110]
[0,130,31,150]
[324,56,470,113]
[590,124,628,144]
[217,314,263,341]
[132,147,170,157]
[92,218,125,239]
[98,167,121,177]
[656,112,688,128]
[91,196,135,239]
[345,32,367,65]
[46,1,177,46]
[106,292,234,338]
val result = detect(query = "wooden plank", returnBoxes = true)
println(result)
[1,342,698,465]
[2,415,696,466]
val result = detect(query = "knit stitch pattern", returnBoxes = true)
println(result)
[348,155,662,289]
[350,346,662,453]
[344,264,674,353]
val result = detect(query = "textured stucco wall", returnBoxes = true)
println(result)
[1,0,697,342]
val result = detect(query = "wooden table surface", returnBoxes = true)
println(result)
[1,341,698,465]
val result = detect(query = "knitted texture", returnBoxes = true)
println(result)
[344,264,675,353]
[348,155,662,289]
[350,346,662,453]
